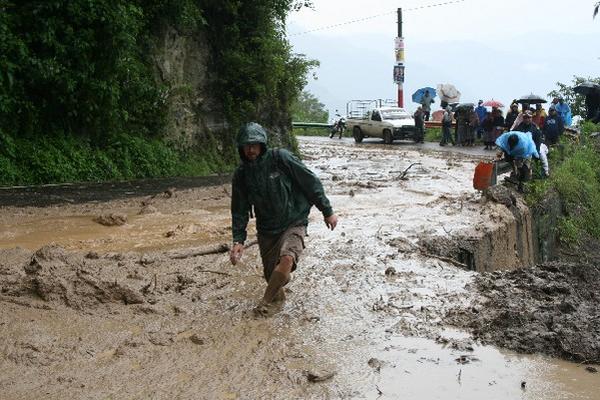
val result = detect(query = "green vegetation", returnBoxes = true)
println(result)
[526,121,600,245]
[290,90,331,137]
[290,90,328,123]
[424,127,442,142]
[0,1,315,186]
[0,130,234,185]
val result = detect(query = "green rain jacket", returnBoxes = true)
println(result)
[231,123,334,243]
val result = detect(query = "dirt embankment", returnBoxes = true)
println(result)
[448,256,600,364]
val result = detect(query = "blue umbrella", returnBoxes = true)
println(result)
[412,87,437,104]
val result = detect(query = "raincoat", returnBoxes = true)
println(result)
[231,123,333,244]
[495,131,539,159]
[554,102,572,126]
[475,105,488,126]
[514,122,542,153]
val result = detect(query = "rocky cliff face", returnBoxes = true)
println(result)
[150,26,293,151]
[151,26,227,149]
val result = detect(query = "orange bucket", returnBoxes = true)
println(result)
[473,161,495,190]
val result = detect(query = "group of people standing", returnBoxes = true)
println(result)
[433,97,570,152]
[491,97,571,190]
[428,96,573,190]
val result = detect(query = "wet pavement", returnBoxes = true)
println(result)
[0,136,597,399]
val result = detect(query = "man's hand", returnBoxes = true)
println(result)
[230,243,244,265]
[324,214,338,231]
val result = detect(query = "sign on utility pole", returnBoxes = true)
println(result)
[393,8,404,108]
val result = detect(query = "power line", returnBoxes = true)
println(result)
[288,11,395,37]
[404,0,466,12]
[288,0,466,37]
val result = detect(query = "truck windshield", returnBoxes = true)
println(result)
[381,110,410,120]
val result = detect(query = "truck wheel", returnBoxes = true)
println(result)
[353,126,364,143]
[383,129,393,144]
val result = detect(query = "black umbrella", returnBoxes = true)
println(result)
[516,94,547,104]
[574,81,600,96]
[455,102,475,110]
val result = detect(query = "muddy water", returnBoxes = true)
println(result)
[0,136,597,399]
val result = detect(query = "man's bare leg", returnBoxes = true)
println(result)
[263,255,293,304]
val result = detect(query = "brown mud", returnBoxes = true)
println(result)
[1,136,598,399]
[448,262,600,364]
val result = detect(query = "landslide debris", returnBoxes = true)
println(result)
[1,245,146,309]
[448,262,600,363]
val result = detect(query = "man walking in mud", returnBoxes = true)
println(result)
[229,122,338,313]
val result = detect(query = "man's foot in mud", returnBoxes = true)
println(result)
[263,270,290,303]
[253,301,271,317]
[252,300,283,318]
[272,287,286,302]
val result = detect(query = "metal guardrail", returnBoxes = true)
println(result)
[292,122,333,129]
[424,121,456,128]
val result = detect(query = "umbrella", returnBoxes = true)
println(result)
[482,100,504,108]
[411,87,437,104]
[455,102,475,110]
[437,83,461,103]
[574,81,600,96]
[516,93,547,104]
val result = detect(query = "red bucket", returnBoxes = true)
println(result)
[473,161,494,190]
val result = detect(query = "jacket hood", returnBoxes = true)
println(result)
[237,122,268,161]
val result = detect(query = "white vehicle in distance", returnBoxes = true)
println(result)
[346,100,419,144]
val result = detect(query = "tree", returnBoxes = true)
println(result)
[290,90,329,122]
[594,2,599,18]
[548,76,600,118]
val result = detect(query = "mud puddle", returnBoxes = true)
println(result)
[0,136,597,399]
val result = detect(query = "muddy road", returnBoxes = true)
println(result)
[0,136,598,399]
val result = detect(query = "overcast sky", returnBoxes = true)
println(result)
[286,0,600,117]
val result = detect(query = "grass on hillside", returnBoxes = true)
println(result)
[0,131,236,186]
[526,121,600,245]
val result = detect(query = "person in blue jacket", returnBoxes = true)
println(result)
[495,130,539,191]
[474,100,488,139]
[551,97,572,126]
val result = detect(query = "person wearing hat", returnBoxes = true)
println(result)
[230,122,338,315]
[515,110,549,178]
[505,102,520,130]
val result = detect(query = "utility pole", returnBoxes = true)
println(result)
[394,8,405,108]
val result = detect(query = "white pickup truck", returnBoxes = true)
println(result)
[347,107,419,144]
